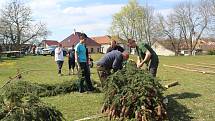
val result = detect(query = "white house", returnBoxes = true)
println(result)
[152,41,175,56]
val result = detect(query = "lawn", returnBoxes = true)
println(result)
[0,55,215,121]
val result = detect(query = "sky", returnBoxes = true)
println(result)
[0,0,198,41]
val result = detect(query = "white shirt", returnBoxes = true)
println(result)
[55,47,64,61]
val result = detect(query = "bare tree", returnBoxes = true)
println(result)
[172,1,211,55]
[138,5,162,46]
[206,0,215,36]
[0,0,49,51]
[159,14,183,55]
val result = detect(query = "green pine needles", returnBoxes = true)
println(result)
[102,61,167,121]
[0,85,64,121]
[0,79,100,121]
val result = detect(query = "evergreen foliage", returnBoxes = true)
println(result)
[102,61,167,121]
[0,79,101,120]
[2,80,101,98]
[0,86,64,121]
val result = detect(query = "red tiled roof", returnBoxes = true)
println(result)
[42,40,59,46]
[91,35,126,44]
[91,36,111,44]
[60,32,100,48]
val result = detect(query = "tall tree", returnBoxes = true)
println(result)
[172,1,211,55]
[109,0,160,46]
[139,5,162,46]
[159,14,183,55]
[109,0,141,41]
[0,0,49,51]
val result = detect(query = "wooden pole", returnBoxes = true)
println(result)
[164,81,179,89]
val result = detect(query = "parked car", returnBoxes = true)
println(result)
[42,46,57,56]
[42,46,67,56]
[36,47,44,55]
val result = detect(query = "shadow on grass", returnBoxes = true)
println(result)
[168,92,201,99]
[167,92,201,121]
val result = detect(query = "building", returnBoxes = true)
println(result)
[91,35,128,53]
[152,39,215,56]
[196,39,215,54]
[40,40,59,48]
[61,32,101,53]
[152,41,175,56]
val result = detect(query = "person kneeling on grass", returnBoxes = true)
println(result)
[55,43,64,76]
[96,50,129,86]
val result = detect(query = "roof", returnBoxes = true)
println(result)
[42,40,59,46]
[91,35,111,44]
[197,39,215,51]
[91,35,125,44]
[60,32,100,48]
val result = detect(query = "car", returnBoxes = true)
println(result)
[42,46,57,56]
[42,46,67,56]
[35,47,44,55]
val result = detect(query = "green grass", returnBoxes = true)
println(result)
[0,55,215,121]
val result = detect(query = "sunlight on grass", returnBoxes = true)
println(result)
[0,55,215,120]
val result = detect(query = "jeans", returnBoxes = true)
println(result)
[78,62,94,92]
[149,59,159,77]
[68,59,75,70]
[56,61,64,74]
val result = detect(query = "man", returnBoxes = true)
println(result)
[67,45,75,75]
[55,43,64,76]
[128,39,159,77]
[32,44,36,55]
[97,50,129,85]
[75,33,94,93]
[106,40,124,53]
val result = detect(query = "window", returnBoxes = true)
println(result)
[97,48,100,53]
[91,48,94,53]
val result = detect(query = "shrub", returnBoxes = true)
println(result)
[208,50,215,55]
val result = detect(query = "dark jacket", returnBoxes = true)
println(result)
[97,50,123,72]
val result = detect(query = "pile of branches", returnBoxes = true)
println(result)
[0,85,64,121]
[1,80,101,98]
[101,61,167,121]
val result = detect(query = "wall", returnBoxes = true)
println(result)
[86,45,101,53]
[100,44,110,53]
[152,42,175,56]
